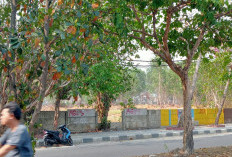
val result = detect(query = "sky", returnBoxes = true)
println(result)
[131,49,156,72]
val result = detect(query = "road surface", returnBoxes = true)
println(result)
[35,133,232,157]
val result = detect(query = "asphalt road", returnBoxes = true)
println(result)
[35,133,232,157]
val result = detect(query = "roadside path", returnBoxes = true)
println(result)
[36,124,232,146]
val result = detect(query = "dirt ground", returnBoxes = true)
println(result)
[136,146,232,157]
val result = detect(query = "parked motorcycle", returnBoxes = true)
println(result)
[43,124,73,146]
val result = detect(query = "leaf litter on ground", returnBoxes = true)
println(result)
[135,146,232,157]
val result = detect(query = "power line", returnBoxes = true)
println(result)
[128,59,186,63]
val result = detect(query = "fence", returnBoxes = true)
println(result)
[36,108,230,133]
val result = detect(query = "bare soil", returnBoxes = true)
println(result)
[136,146,232,157]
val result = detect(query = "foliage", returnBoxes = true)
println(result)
[0,0,105,128]
[123,69,146,98]
[146,62,182,104]
[86,57,133,103]
[120,98,136,109]
[99,0,232,153]
[97,116,111,130]
[190,50,232,107]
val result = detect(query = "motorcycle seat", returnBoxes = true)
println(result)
[45,130,60,134]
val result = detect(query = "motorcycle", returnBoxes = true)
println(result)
[43,124,73,146]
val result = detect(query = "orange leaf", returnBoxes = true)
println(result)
[78,0,82,5]
[35,38,40,48]
[8,51,12,58]
[40,0,44,2]
[52,72,62,80]
[49,18,54,27]
[58,0,64,5]
[17,59,24,64]
[16,4,20,10]
[2,53,6,60]
[66,26,76,35]
[40,61,45,67]
[79,28,86,32]
[27,38,31,43]
[3,67,7,72]
[96,54,100,58]
[80,56,84,61]
[92,3,99,9]
[25,31,31,36]
[93,16,98,22]
[71,0,75,8]
[71,56,76,63]
[26,73,30,78]
[74,96,78,101]
[6,20,10,27]
[24,4,27,12]
[87,56,91,60]
[84,36,90,41]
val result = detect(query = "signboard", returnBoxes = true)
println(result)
[67,109,95,117]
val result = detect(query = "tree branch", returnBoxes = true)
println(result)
[163,8,172,53]
[215,9,232,19]
[152,9,162,51]
[184,27,205,71]
[131,4,146,39]
[131,29,154,37]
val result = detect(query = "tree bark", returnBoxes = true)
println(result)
[158,70,161,105]
[29,0,50,133]
[178,53,202,128]
[215,66,231,125]
[181,73,194,155]
[96,92,111,130]
[53,93,61,130]
[7,0,18,101]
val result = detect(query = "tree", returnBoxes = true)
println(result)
[122,69,146,102]
[85,58,132,130]
[0,0,103,133]
[146,62,182,105]
[192,51,231,107]
[99,0,232,154]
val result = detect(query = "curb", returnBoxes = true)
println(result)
[36,128,232,147]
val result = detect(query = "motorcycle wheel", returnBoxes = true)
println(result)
[44,138,53,147]
[67,136,73,146]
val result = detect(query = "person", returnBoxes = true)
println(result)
[0,102,33,157]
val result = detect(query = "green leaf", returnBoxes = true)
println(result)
[77,11,82,18]
[41,54,46,61]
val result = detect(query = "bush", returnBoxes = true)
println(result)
[98,116,111,130]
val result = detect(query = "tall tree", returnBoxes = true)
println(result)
[147,63,182,105]
[99,0,232,154]
[85,58,132,130]
[0,0,103,133]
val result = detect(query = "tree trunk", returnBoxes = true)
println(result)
[96,92,111,130]
[7,0,18,101]
[215,67,231,125]
[213,91,219,108]
[29,0,50,133]
[178,53,202,128]
[158,70,161,105]
[0,75,8,110]
[101,93,111,120]
[181,73,194,155]
[54,93,61,130]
